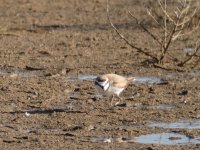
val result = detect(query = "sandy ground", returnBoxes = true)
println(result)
[0,0,200,149]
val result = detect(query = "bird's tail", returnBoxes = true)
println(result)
[127,77,136,83]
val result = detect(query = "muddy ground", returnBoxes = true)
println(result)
[0,0,200,149]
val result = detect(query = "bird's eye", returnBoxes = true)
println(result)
[96,77,105,82]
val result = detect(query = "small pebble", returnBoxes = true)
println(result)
[10,74,18,78]
[25,112,31,116]
[103,138,112,143]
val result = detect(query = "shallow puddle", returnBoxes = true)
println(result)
[133,76,168,84]
[134,103,175,110]
[183,48,195,55]
[78,75,97,81]
[0,69,42,78]
[134,132,200,145]
[66,74,167,85]
[86,136,123,143]
[148,120,200,129]
[189,71,200,77]
[90,136,113,143]
[150,104,175,110]
[23,128,65,134]
[86,133,200,145]
[167,71,200,79]
[66,75,97,82]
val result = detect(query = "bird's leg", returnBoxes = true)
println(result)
[110,94,115,106]
[115,96,122,106]
[118,96,122,104]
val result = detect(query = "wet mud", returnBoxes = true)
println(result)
[0,0,200,149]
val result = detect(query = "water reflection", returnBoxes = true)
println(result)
[134,132,200,145]
[148,120,200,129]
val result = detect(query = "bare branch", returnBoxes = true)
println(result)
[158,0,176,24]
[107,0,200,69]
[159,14,182,62]
[178,40,200,66]
[173,21,199,40]
[172,22,185,40]
[106,0,158,61]
[128,11,162,45]
[146,8,159,25]
[178,0,186,7]
[177,8,198,26]
[146,8,170,35]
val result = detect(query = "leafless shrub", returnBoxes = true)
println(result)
[107,0,200,70]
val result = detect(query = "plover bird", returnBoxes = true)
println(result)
[95,74,135,105]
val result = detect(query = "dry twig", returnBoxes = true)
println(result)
[178,40,200,66]
[106,0,158,62]
[107,0,200,69]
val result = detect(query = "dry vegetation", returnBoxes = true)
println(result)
[107,0,200,70]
